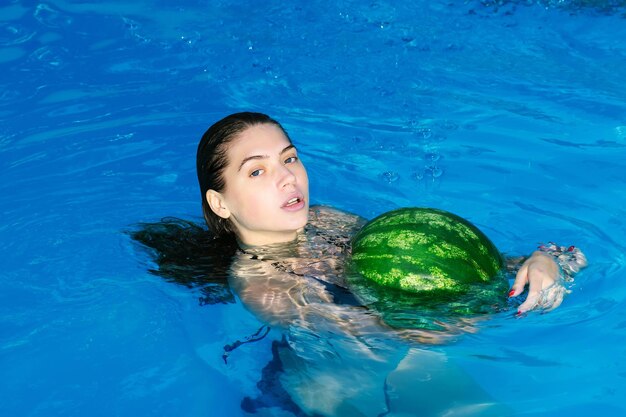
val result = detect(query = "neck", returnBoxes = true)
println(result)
[236,229,303,249]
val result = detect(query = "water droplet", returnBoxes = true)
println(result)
[407,119,419,129]
[110,133,134,142]
[412,171,425,181]
[427,166,443,178]
[420,129,432,140]
[425,152,440,162]
[380,171,399,183]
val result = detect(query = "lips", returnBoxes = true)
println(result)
[282,193,306,211]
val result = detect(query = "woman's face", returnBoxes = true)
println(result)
[208,123,309,246]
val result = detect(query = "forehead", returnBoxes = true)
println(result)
[227,123,291,157]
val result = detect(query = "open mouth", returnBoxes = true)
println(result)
[284,197,302,207]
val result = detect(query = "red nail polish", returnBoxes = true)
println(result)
[568,246,575,252]
[508,290,515,297]
[516,310,523,316]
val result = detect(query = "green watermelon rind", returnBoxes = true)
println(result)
[348,207,508,330]
[351,207,504,295]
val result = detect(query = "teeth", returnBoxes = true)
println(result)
[287,197,299,205]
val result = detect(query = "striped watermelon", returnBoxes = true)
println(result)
[348,207,507,329]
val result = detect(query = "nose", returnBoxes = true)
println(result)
[277,164,297,189]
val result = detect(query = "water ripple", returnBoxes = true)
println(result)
[0,24,36,46]
[34,3,72,28]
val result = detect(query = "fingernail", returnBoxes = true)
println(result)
[508,290,515,297]
[516,310,523,316]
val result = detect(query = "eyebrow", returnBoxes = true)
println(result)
[237,145,296,171]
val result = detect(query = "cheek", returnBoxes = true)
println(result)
[297,165,309,189]
[302,171,310,196]
[233,187,274,217]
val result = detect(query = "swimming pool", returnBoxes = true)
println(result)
[2,0,626,415]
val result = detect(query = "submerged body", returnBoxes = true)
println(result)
[190,112,586,416]
[230,205,513,416]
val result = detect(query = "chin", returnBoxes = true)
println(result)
[290,216,308,230]
[287,215,308,232]
[278,203,309,230]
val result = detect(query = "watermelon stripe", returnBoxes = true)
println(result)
[351,207,503,296]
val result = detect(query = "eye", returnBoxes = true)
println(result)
[284,156,298,164]
[250,168,264,177]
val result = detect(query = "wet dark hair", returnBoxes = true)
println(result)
[127,217,239,305]
[196,112,291,238]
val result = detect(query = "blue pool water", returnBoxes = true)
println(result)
[2,1,626,416]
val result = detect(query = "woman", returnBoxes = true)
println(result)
[197,112,584,314]
[193,112,586,416]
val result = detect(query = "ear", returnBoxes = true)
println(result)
[206,189,231,219]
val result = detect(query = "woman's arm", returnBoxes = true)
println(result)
[508,244,588,314]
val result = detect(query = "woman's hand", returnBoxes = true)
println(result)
[509,251,565,314]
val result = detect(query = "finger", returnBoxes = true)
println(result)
[517,267,545,313]
[518,270,546,313]
[517,291,540,313]
[509,263,529,297]
[525,268,544,297]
